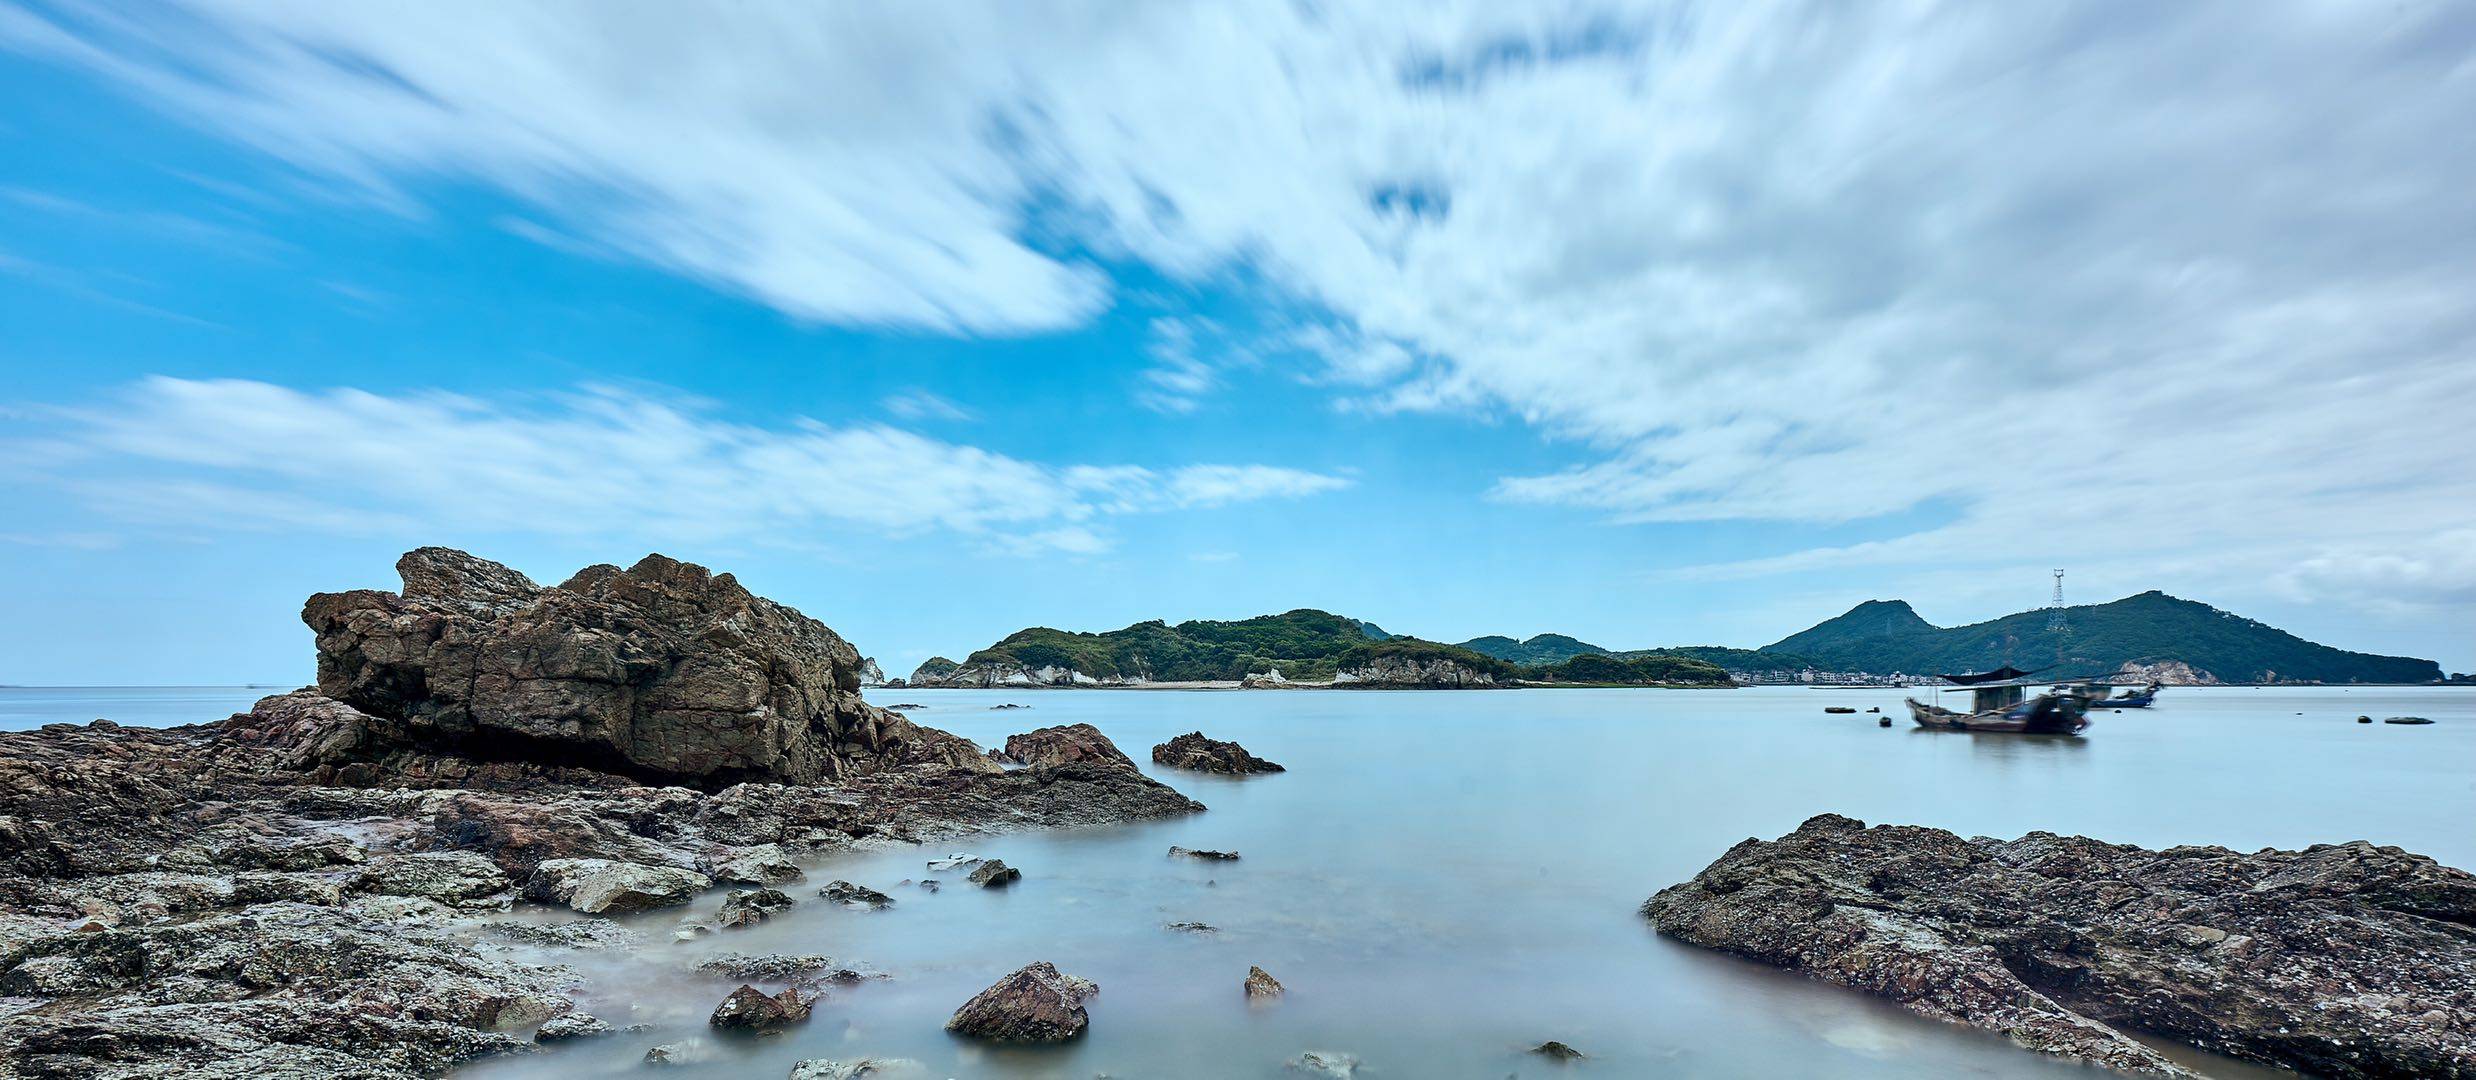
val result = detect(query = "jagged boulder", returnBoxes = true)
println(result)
[1644,814,2476,1078]
[301,548,994,787]
[708,983,813,1032]
[995,724,1138,770]
[945,961,1096,1042]
[355,851,512,906]
[525,858,710,914]
[1151,732,1284,774]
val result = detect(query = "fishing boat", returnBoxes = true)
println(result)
[1906,666,2092,734]
[2092,681,2162,708]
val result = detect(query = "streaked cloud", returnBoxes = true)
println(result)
[20,377,1348,555]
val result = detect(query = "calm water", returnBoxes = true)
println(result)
[11,684,2471,1077]
[0,685,278,731]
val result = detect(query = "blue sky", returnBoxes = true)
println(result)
[4,1,2473,684]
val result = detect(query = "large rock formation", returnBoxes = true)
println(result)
[303,548,991,787]
[1331,654,1501,687]
[1643,814,2476,1078]
[0,549,1206,1078]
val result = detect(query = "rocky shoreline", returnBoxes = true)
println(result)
[0,550,1201,1078]
[1644,814,2476,1078]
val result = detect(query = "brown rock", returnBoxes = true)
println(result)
[301,548,996,788]
[1244,965,1283,999]
[1149,732,1284,775]
[944,961,1095,1042]
[995,724,1137,770]
[708,983,813,1032]
[966,860,1021,888]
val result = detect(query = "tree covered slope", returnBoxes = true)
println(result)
[1765,591,2440,684]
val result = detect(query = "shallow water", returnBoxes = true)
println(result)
[13,684,2470,1077]
[0,685,275,731]
[445,684,2467,1080]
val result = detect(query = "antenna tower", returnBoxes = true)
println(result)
[2047,569,2069,634]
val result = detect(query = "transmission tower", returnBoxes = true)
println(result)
[2047,569,2069,634]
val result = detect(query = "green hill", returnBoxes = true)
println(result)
[1456,633,1610,665]
[1766,591,2440,684]
[1622,645,1817,672]
[949,608,1426,683]
[1527,652,1733,686]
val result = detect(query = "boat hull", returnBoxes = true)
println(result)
[1907,695,2090,734]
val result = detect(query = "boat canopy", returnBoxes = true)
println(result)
[1935,665,2049,685]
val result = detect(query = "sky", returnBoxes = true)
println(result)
[2,0,2472,685]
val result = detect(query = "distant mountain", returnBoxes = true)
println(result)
[1456,633,1609,665]
[1766,591,2441,684]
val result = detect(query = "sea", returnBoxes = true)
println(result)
[6,683,2469,1078]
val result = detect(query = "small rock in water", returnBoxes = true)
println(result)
[790,1059,928,1080]
[526,858,712,915]
[644,1040,713,1066]
[533,1012,611,1042]
[989,703,1032,710]
[967,860,1021,888]
[695,952,836,982]
[1165,921,1217,934]
[707,983,815,1032]
[2358,715,2374,723]
[926,853,980,871]
[717,887,796,929]
[1245,965,1283,999]
[673,923,715,942]
[945,961,1097,1042]
[820,880,895,908]
[1169,846,1241,861]
[1151,731,1284,774]
[917,879,941,893]
[1878,717,1892,727]
[1531,1040,1585,1060]
[2383,716,2435,725]
[1286,1051,1360,1077]
[1824,706,1857,714]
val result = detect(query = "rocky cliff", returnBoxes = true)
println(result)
[1332,654,1503,687]
[304,548,987,787]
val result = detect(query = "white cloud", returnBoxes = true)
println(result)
[7,2,2475,615]
[23,377,1348,554]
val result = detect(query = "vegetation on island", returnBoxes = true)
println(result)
[1525,652,1733,686]
[1766,591,2442,684]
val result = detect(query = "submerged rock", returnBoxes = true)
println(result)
[1169,845,1240,861]
[967,860,1021,888]
[1150,732,1284,774]
[1165,920,1217,934]
[708,982,815,1032]
[643,1039,713,1066]
[694,952,843,983]
[1643,813,2476,1078]
[995,723,1139,770]
[819,880,894,908]
[790,1059,928,1080]
[1245,965,1283,999]
[945,961,1096,1042]
[1285,1051,1359,1077]
[1531,1040,1585,1061]
[925,853,979,871]
[525,858,711,914]
[2384,716,2436,725]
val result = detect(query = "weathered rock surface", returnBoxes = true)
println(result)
[1286,1050,1360,1076]
[1150,732,1284,774]
[945,961,1096,1042]
[716,887,796,929]
[708,983,814,1032]
[704,843,804,885]
[0,548,1206,1078]
[302,548,994,788]
[789,1058,927,1080]
[1245,965,1283,999]
[1531,1040,1584,1061]
[966,860,1021,888]
[534,1012,611,1042]
[1643,813,2476,1078]
[526,858,711,914]
[994,723,1138,770]
[1332,653,1501,687]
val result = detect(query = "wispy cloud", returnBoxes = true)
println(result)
[8,2,2473,615]
[880,390,975,422]
[20,377,1349,555]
